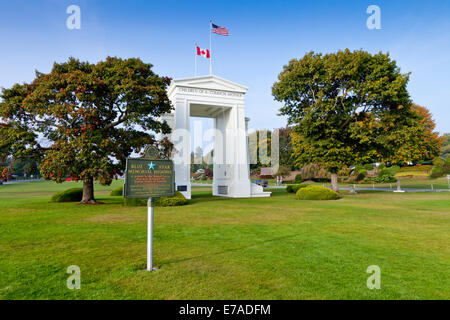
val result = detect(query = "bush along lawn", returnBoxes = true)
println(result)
[286,184,309,193]
[296,185,341,200]
[123,191,188,207]
[0,180,449,299]
[50,188,83,203]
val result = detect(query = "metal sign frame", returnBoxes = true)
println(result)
[123,157,174,199]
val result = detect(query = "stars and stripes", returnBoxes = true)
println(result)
[212,23,229,36]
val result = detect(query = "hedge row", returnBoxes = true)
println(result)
[399,165,433,172]
[123,191,188,207]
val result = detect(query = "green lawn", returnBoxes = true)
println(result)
[0,180,449,300]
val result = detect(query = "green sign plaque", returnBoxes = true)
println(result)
[124,154,174,199]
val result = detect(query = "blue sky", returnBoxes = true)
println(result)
[1,0,449,139]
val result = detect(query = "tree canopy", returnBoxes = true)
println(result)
[440,133,450,157]
[272,49,432,191]
[0,57,173,203]
[409,104,444,161]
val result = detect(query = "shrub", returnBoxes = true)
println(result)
[379,169,392,177]
[110,186,123,196]
[378,164,386,170]
[429,157,450,178]
[430,166,444,178]
[154,191,188,207]
[353,165,363,173]
[355,172,366,182]
[123,191,188,207]
[286,184,308,193]
[364,164,374,171]
[373,173,396,183]
[51,188,83,202]
[294,174,303,183]
[444,158,450,174]
[399,165,433,173]
[433,157,445,167]
[296,186,341,200]
[388,165,401,174]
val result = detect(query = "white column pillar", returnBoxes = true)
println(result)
[172,98,191,199]
[227,104,251,198]
[213,108,228,196]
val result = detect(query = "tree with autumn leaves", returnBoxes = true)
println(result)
[0,57,173,203]
[273,49,443,192]
[410,104,445,160]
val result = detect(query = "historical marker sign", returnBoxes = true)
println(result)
[124,149,174,199]
[123,147,175,272]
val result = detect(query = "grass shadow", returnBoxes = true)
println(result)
[161,233,301,267]
[189,191,232,205]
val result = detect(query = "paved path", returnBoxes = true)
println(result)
[193,183,450,192]
[192,183,213,187]
[192,183,287,189]
[265,186,450,192]
[1,179,43,185]
[337,187,450,192]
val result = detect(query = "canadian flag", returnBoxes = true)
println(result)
[196,46,210,59]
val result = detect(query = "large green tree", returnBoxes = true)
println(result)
[0,57,172,203]
[247,127,294,170]
[277,126,295,168]
[273,49,427,191]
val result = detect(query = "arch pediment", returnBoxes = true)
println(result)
[167,75,248,97]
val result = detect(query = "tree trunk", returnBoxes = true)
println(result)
[80,177,96,204]
[331,173,339,193]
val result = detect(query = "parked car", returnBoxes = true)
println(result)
[254,179,268,187]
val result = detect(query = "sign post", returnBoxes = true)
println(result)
[124,147,174,272]
[147,198,154,271]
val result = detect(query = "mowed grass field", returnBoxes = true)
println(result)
[0,180,449,300]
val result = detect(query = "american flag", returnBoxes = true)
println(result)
[212,23,229,36]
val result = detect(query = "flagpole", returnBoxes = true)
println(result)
[194,43,197,77]
[209,20,212,75]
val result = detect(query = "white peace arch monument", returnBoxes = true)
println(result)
[158,75,271,199]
